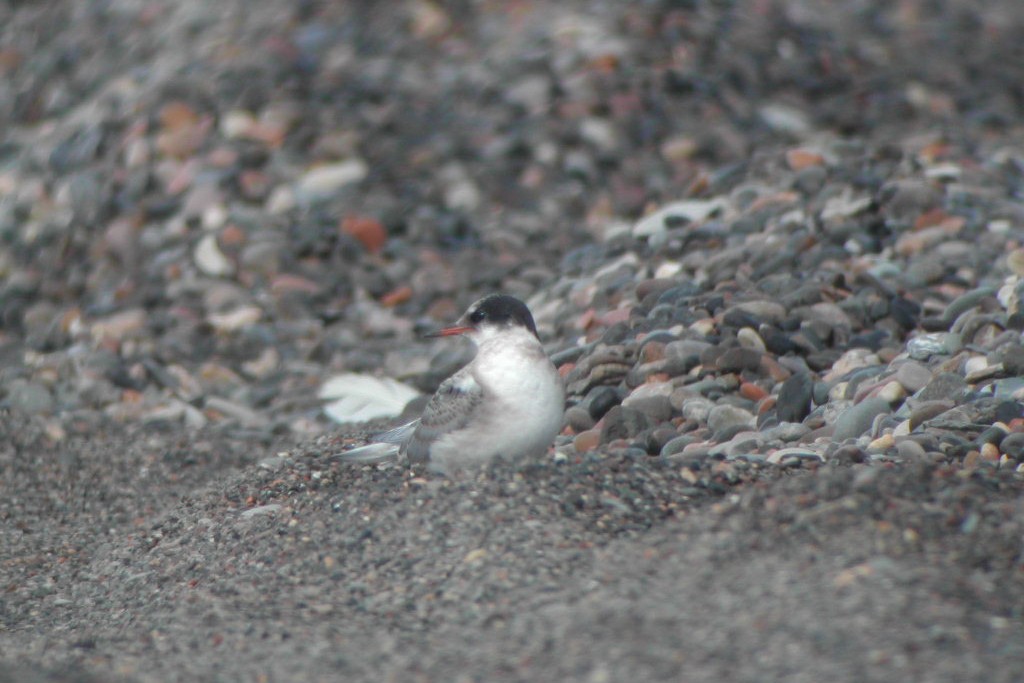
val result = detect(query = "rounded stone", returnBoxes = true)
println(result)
[716,347,762,373]
[998,432,1024,461]
[5,380,55,414]
[586,386,622,421]
[706,404,755,433]
[832,397,891,441]
[917,372,968,402]
[776,373,814,423]
[600,406,654,442]
[565,406,595,432]
[893,361,932,393]
[895,439,928,460]
[660,434,698,458]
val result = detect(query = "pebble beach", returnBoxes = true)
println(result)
[2,1,1024,681]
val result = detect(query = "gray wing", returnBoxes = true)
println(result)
[404,370,485,462]
[332,420,417,464]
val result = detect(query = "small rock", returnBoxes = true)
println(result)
[296,159,368,201]
[776,373,814,423]
[655,434,692,458]
[916,372,968,402]
[999,432,1024,461]
[833,397,891,441]
[573,429,600,453]
[716,347,762,373]
[895,440,927,460]
[4,380,54,414]
[707,404,755,434]
[600,406,653,442]
[195,234,234,277]
[893,361,932,393]
[565,406,596,432]
[240,504,282,519]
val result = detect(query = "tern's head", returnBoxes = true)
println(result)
[426,294,539,343]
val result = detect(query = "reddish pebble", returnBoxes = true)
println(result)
[380,285,413,307]
[641,341,666,363]
[598,307,632,326]
[270,274,321,295]
[573,429,601,453]
[963,450,981,469]
[739,382,768,401]
[159,101,199,130]
[340,215,387,253]
[913,208,949,231]
[760,355,792,383]
[220,224,246,248]
[785,148,824,171]
[577,308,596,330]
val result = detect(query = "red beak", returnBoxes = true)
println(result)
[423,325,474,338]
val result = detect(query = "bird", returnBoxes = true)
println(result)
[337,294,565,474]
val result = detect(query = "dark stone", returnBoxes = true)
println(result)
[602,322,631,345]
[646,427,678,454]
[830,445,866,464]
[716,347,762,373]
[761,327,800,355]
[975,426,1008,447]
[586,386,623,421]
[777,373,814,423]
[994,400,1024,424]
[999,432,1024,461]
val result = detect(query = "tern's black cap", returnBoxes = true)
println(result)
[465,294,539,338]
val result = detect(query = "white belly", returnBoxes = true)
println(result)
[428,337,564,474]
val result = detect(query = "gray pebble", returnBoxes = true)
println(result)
[4,380,55,414]
[761,422,811,442]
[660,434,698,458]
[907,333,951,359]
[895,440,928,460]
[916,372,968,402]
[716,347,762,373]
[893,361,932,393]
[600,406,654,442]
[908,400,955,429]
[832,397,891,441]
[707,404,755,433]
[625,395,674,423]
[565,406,595,432]
[999,432,1024,461]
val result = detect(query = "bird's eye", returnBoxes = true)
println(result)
[469,309,486,323]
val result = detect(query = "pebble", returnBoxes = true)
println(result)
[295,159,368,201]
[832,398,891,441]
[999,432,1024,461]
[706,404,755,434]
[776,372,814,423]
[893,361,933,393]
[194,234,234,277]
[916,373,968,402]
[4,380,55,414]
[895,439,927,460]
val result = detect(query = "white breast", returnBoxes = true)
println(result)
[428,327,564,474]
